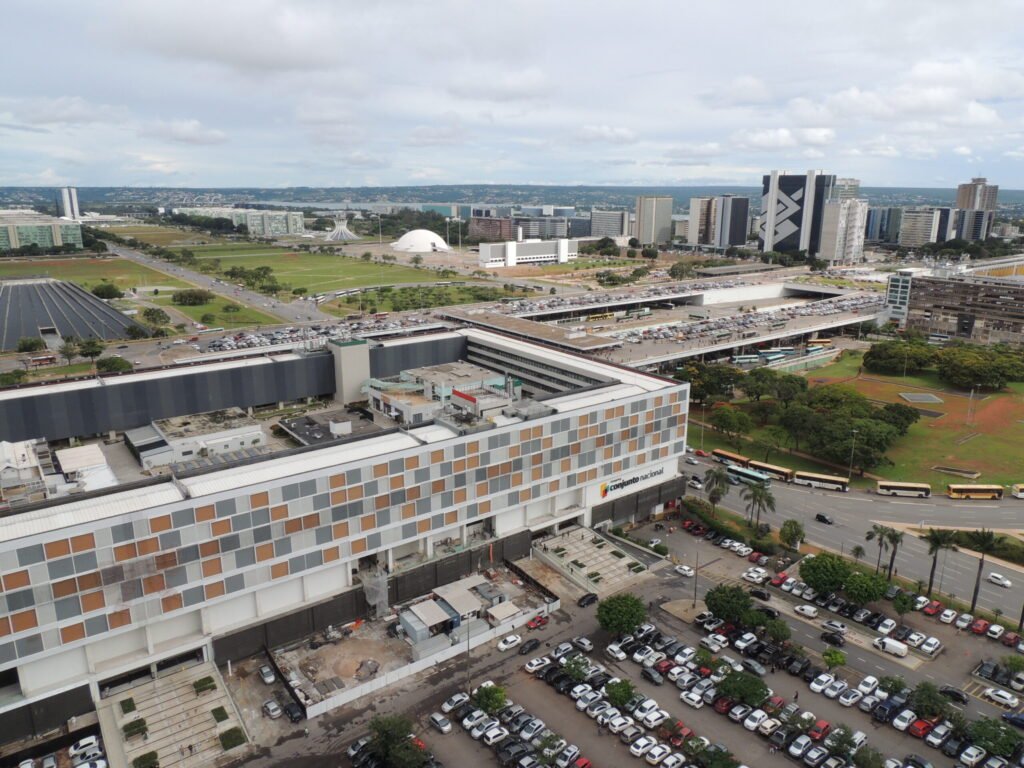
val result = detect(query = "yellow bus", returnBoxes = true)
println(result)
[749,460,795,482]
[1012,484,1024,499]
[946,484,1004,500]
[589,312,614,321]
[808,338,833,346]
[711,449,749,467]
[793,471,850,492]
[876,481,932,498]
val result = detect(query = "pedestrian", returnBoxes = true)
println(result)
[180,746,185,758]
[794,691,799,702]
[189,744,194,755]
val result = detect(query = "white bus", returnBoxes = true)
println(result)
[876,481,932,498]
[794,471,850,492]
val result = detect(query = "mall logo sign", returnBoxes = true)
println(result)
[600,466,666,498]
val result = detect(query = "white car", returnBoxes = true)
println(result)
[809,673,835,693]
[645,744,672,765]
[989,624,1007,640]
[569,683,592,700]
[877,618,897,635]
[462,709,487,730]
[857,676,879,696]
[781,578,797,592]
[921,637,942,655]
[630,736,658,758]
[525,656,551,673]
[483,725,509,746]
[573,636,594,652]
[587,701,610,720]
[912,595,930,611]
[700,634,728,652]
[733,632,758,652]
[673,646,696,665]
[642,709,670,729]
[608,715,634,733]
[984,688,1020,708]
[643,651,667,669]
[259,665,276,684]
[743,709,767,731]
[681,690,705,709]
[633,646,655,664]
[758,717,782,736]
[666,666,687,682]
[471,716,499,739]
[838,688,863,707]
[719,538,735,549]
[429,712,453,734]
[959,745,988,767]
[688,478,703,490]
[661,754,687,768]
[736,546,754,557]
[905,631,926,648]
[70,737,101,760]
[795,604,819,618]
[742,568,767,584]
[442,692,468,713]
[955,613,974,629]
[605,643,627,661]
[891,709,917,731]
[575,691,602,711]
[939,608,958,624]
[635,699,660,719]
[989,573,1013,588]
[823,679,848,699]
[498,634,522,651]
[675,565,695,577]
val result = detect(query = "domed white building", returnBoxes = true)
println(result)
[392,229,451,253]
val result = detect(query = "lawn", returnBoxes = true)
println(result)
[112,225,225,247]
[191,248,437,293]
[149,295,279,329]
[0,257,190,291]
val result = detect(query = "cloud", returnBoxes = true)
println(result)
[733,128,797,150]
[7,96,125,126]
[126,153,181,175]
[798,128,836,146]
[407,115,466,147]
[448,68,549,102]
[953,145,973,156]
[0,122,50,134]
[140,119,227,145]
[702,75,773,106]
[574,125,637,144]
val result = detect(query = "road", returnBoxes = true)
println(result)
[683,452,1024,627]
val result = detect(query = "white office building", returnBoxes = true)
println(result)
[818,199,868,265]
[57,188,80,220]
[478,239,578,268]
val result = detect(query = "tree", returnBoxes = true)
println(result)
[739,367,778,401]
[362,252,373,261]
[968,529,1004,612]
[879,402,921,436]
[922,528,958,597]
[703,467,730,519]
[368,714,426,768]
[669,261,691,280]
[717,670,769,707]
[96,357,133,373]
[764,618,791,643]
[78,339,105,367]
[740,483,775,529]
[223,303,241,313]
[705,585,753,625]
[969,717,1024,758]
[878,675,906,697]
[1004,655,1024,675]
[641,247,658,259]
[753,425,788,461]
[778,403,816,450]
[843,572,887,606]
[292,287,308,296]
[825,725,858,759]
[892,593,914,622]
[171,288,215,306]
[474,684,507,714]
[91,283,124,299]
[865,524,891,574]
[604,679,637,709]
[779,519,805,550]
[562,654,589,682]
[709,407,753,449]
[0,370,28,387]
[628,237,640,248]
[142,307,171,326]
[16,337,45,353]
[851,544,866,564]
[749,399,779,427]
[773,374,808,406]
[822,649,846,671]
[852,746,886,768]
[58,339,78,366]
[200,313,216,323]
[908,681,950,719]
[125,325,149,340]
[799,552,851,595]
[863,340,935,375]
[884,529,904,581]
[596,593,646,636]
[410,254,423,266]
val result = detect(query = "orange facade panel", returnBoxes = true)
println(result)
[149,515,172,534]
[53,578,78,598]
[445,511,457,526]
[70,533,95,553]
[77,572,101,591]
[137,537,159,556]
[109,609,131,629]
[195,505,215,522]
[271,562,289,579]
[114,543,137,562]
[373,463,388,479]
[60,623,85,644]
[0,617,9,637]
[3,570,30,591]
[161,594,183,613]
[271,504,289,521]
[323,546,340,563]
[81,590,105,613]
[143,575,165,595]
[405,455,420,471]
[361,513,376,532]
[256,543,274,562]
[332,521,349,539]
[250,491,269,509]
[329,473,345,489]
[201,558,222,577]
[44,539,71,559]
[11,609,37,633]
[199,541,219,558]
[351,538,367,555]
[205,581,226,599]
[284,518,303,535]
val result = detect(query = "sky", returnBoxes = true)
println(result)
[4,0,1024,189]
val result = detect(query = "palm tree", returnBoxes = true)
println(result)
[741,483,776,531]
[703,467,730,519]
[967,528,1004,612]
[922,528,958,597]
[885,529,905,581]
[865,524,892,575]
[851,544,866,564]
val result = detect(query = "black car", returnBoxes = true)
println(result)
[838,603,859,619]
[820,632,845,647]
[884,585,903,601]
[892,625,913,642]
[284,702,304,723]
[902,755,933,768]
[542,666,563,683]
[742,641,766,659]
[704,530,719,541]
[553,676,575,694]
[498,743,531,766]
[519,638,541,655]
[814,513,834,525]
[1004,713,1024,730]
[619,638,640,655]
[976,661,998,681]
[802,665,823,683]
[866,612,887,629]
[749,589,771,602]
[453,702,477,721]
[533,663,554,679]
[873,700,900,723]
[578,593,599,608]
[940,686,970,705]
[757,644,782,664]
[941,737,967,759]
[353,750,382,768]
[589,673,612,689]
[755,606,780,619]
[814,591,834,608]
[769,728,796,750]
[788,657,810,676]
[641,668,664,686]
[663,641,684,657]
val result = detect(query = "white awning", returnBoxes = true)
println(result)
[409,599,449,628]
[486,601,521,623]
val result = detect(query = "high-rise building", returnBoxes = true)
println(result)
[468,217,514,242]
[633,196,673,245]
[897,207,955,248]
[686,197,715,245]
[818,199,868,265]
[57,187,80,220]
[589,210,629,238]
[833,178,861,201]
[956,209,993,242]
[758,170,836,254]
[956,177,998,211]
[712,195,750,249]
[865,207,903,243]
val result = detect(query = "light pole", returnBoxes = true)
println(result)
[372,213,382,246]
[692,550,699,608]
[847,429,858,480]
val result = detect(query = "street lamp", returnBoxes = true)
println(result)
[847,429,858,480]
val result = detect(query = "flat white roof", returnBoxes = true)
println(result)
[487,601,521,622]
[410,599,450,627]
[545,383,646,412]
[434,583,482,615]
[0,483,184,544]
[409,424,458,444]
[55,444,107,473]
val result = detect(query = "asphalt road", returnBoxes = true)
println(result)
[683,453,1024,624]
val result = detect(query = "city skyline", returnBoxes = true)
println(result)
[3,0,1024,188]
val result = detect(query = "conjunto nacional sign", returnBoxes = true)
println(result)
[600,466,666,498]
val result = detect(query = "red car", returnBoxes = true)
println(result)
[682,520,694,530]
[663,722,695,747]
[922,600,943,616]
[747,551,763,563]
[713,696,735,714]
[574,759,592,768]
[970,618,992,634]
[808,720,831,741]
[527,615,549,630]
[655,659,675,674]
[694,449,709,457]
[764,696,786,715]
[908,718,937,738]
[770,572,789,587]
[1001,632,1022,648]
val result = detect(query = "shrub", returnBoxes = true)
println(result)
[751,539,777,555]
[653,544,669,556]
[194,676,216,695]
[219,726,247,751]
[123,718,148,738]
[120,697,136,714]
[588,571,601,580]
[133,751,159,768]
[611,550,626,559]
[571,560,586,569]
[611,527,625,537]
[212,706,229,723]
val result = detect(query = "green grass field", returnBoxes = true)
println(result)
[191,248,436,293]
[150,295,279,329]
[112,225,225,247]
[0,257,190,291]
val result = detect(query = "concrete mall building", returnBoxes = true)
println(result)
[0,328,687,738]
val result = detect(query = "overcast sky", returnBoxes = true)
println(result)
[4,0,1024,189]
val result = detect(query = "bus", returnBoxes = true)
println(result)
[726,464,771,487]
[28,354,58,367]
[805,345,824,355]
[1013,484,1024,499]
[711,449,749,467]
[793,471,850,492]
[589,312,614,321]
[731,355,761,365]
[808,338,833,346]
[749,460,795,482]
[946,484,1004,500]
[760,353,785,363]
[876,481,932,498]
[763,347,796,356]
